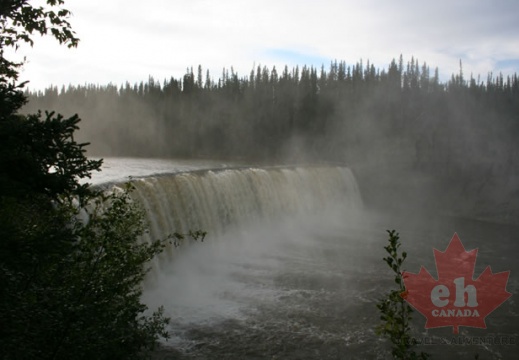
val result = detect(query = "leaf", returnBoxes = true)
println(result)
[402,233,512,334]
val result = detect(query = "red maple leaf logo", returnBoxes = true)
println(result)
[402,233,511,334]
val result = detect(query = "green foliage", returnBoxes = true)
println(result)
[1,0,80,126]
[0,185,172,359]
[0,107,178,358]
[0,0,78,47]
[0,110,102,202]
[376,230,429,360]
[169,229,207,248]
[1,0,79,71]
[0,1,186,358]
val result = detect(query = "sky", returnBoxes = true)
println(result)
[8,0,519,90]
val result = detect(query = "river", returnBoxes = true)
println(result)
[94,158,519,359]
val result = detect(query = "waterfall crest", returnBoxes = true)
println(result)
[129,166,362,242]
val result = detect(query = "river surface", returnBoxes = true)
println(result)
[89,157,242,184]
[95,158,519,359]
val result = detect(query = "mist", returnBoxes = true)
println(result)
[141,199,383,356]
[23,59,519,223]
[22,57,519,358]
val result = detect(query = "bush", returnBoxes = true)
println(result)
[0,185,170,359]
[376,230,429,360]
[0,1,175,358]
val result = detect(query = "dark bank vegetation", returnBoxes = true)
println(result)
[1,1,172,358]
[24,59,519,221]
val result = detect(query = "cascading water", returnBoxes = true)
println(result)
[130,165,363,241]
[124,161,517,359]
[128,164,390,359]
[130,164,374,357]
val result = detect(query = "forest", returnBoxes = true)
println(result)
[23,57,519,219]
[5,0,517,357]
[24,57,518,164]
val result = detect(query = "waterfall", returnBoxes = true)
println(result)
[129,165,362,243]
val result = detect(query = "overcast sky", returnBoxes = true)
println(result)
[10,0,519,90]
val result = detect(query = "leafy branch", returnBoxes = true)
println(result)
[376,230,429,360]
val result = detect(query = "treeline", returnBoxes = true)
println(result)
[24,56,519,175]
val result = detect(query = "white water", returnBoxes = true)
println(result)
[108,162,375,357]
[94,159,517,359]
[129,166,362,240]
[122,165,367,357]
[89,157,241,185]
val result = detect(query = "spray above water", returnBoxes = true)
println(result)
[129,165,374,355]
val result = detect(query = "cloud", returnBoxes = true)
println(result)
[9,0,519,90]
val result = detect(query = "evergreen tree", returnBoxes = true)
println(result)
[0,2,172,358]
